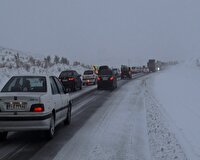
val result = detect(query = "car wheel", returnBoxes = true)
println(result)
[46,115,55,139]
[0,131,8,141]
[64,105,72,125]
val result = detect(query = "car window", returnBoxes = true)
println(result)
[99,65,109,71]
[59,71,74,78]
[73,71,78,76]
[84,70,93,75]
[1,76,47,92]
[53,77,65,94]
[99,69,113,75]
[50,77,59,95]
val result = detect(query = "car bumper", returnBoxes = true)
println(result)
[0,112,52,131]
[97,80,113,88]
[61,81,75,88]
[82,79,96,84]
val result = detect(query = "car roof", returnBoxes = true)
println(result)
[11,74,53,78]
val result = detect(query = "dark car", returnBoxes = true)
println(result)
[97,69,117,90]
[99,65,109,70]
[59,70,82,91]
[98,65,109,74]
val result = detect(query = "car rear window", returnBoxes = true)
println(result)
[59,71,74,78]
[1,76,47,92]
[99,65,109,71]
[84,70,93,75]
[99,69,112,75]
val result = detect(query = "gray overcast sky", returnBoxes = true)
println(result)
[0,0,200,66]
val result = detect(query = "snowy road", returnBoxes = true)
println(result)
[0,71,189,160]
[53,78,151,160]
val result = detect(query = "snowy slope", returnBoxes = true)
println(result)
[0,47,90,89]
[152,60,200,160]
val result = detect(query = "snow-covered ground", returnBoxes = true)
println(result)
[147,60,200,160]
[53,61,198,160]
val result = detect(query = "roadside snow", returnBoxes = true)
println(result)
[0,65,87,90]
[152,62,200,160]
[144,76,187,160]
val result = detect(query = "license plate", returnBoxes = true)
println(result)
[6,102,26,111]
[62,79,68,82]
[102,77,108,80]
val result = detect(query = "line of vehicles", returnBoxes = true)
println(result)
[58,65,118,92]
[58,58,164,92]
[0,66,117,140]
[0,59,163,140]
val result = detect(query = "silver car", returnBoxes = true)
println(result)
[0,75,72,140]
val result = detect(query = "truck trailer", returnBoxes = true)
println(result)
[147,59,156,72]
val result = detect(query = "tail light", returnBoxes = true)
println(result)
[30,104,44,112]
[68,77,75,81]
[97,77,101,81]
[109,76,114,81]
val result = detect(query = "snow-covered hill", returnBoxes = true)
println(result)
[0,47,91,89]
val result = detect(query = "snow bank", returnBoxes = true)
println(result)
[153,62,200,160]
[145,86,187,160]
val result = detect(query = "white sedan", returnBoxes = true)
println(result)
[0,75,72,140]
[82,70,97,85]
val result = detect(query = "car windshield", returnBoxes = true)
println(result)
[1,76,47,92]
[84,70,93,75]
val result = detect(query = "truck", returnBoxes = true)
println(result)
[147,59,156,72]
[121,65,132,79]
